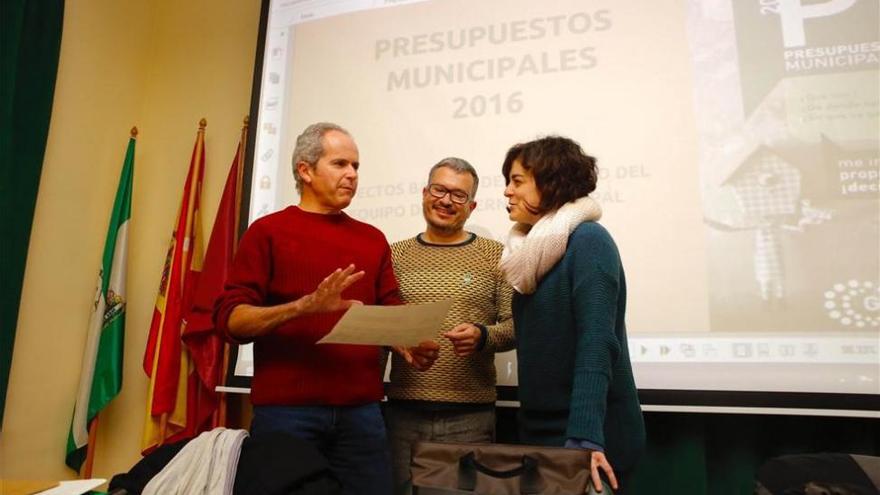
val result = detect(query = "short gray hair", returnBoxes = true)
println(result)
[291,122,351,193]
[427,157,479,198]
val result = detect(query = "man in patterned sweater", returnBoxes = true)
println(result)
[386,157,516,495]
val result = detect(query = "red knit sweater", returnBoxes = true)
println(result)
[214,206,401,406]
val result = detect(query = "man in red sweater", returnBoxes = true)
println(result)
[214,122,439,495]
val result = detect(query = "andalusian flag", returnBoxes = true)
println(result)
[142,119,208,452]
[65,129,136,471]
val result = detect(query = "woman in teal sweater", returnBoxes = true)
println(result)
[499,136,645,493]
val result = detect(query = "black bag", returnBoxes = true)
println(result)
[410,441,610,495]
[754,453,880,495]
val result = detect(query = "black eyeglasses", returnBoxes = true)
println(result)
[427,184,470,204]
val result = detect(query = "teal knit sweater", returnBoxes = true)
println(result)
[513,222,645,474]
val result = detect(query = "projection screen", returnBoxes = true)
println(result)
[227,0,880,415]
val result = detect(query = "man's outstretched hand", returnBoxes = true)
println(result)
[226,265,366,340]
[301,264,365,314]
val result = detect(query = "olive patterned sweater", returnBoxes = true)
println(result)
[387,233,515,405]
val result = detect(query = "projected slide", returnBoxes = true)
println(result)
[238,0,879,400]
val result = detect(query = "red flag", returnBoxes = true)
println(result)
[142,119,208,451]
[181,120,246,416]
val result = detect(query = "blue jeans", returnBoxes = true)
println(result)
[251,403,392,495]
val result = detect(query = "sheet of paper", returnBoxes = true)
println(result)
[318,300,453,347]
[35,479,106,495]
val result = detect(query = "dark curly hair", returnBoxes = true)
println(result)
[501,136,598,213]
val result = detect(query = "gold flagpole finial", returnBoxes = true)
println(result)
[130,126,138,138]
[243,115,249,129]
[199,118,207,129]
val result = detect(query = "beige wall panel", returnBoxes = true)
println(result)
[1,0,260,482]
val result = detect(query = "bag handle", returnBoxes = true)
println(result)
[457,451,542,494]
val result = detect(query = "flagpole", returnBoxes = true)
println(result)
[234,115,247,248]
[216,115,248,428]
[159,412,168,446]
[81,416,99,478]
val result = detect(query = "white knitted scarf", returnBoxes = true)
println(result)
[500,196,602,294]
